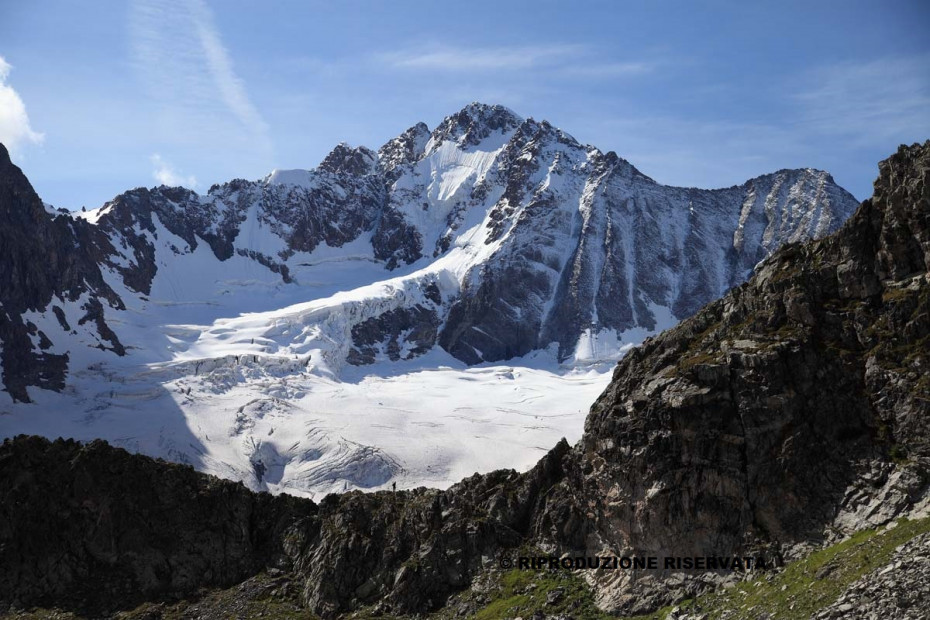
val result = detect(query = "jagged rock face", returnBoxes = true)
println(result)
[0,104,859,399]
[97,153,387,288]
[260,173,385,258]
[95,185,242,294]
[346,287,443,365]
[378,122,431,181]
[318,143,378,176]
[0,145,124,401]
[430,103,523,148]
[538,141,930,612]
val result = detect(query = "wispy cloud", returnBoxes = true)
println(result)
[793,55,930,145]
[379,44,585,71]
[150,153,197,187]
[130,0,272,159]
[375,43,656,78]
[555,61,655,78]
[189,2,269,145]
[0,56,44,157]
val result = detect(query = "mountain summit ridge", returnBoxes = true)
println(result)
[0,104,859,401]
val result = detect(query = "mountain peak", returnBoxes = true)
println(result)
[0,141,42,220]
[378,122,431,172]
[318,142,377,176]
[459,101,522,121]
[429,102,523,149]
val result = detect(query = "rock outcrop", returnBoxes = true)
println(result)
[540,139,930,613]
[0,145,124,402]
[0,436,308,615]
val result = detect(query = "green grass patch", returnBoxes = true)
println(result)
[474,568,610,620]
[881,286,915,303]
[677,351,721,372]
[616,516,930,620]
[430,561,613,620]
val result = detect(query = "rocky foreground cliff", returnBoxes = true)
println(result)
[0,141,927,619]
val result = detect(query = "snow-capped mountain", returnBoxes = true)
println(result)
[0,103,860,497]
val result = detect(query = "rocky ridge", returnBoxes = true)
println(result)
[0,143,128,402]
[1,142,926,618]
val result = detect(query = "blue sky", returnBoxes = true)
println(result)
[1,0,928,208]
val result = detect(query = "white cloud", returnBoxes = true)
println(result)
[130,0,272,159]
[376,43,655,78]
[151,153,197,187]
[189,2,269,145]
[0,56,44,157]
[556,61,654,78]
[379,44,585,71]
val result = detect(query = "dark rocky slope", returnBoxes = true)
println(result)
[0,437,309,615]
[541,138,930,612]
[0,141,927,618]
[0,145,124,402]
